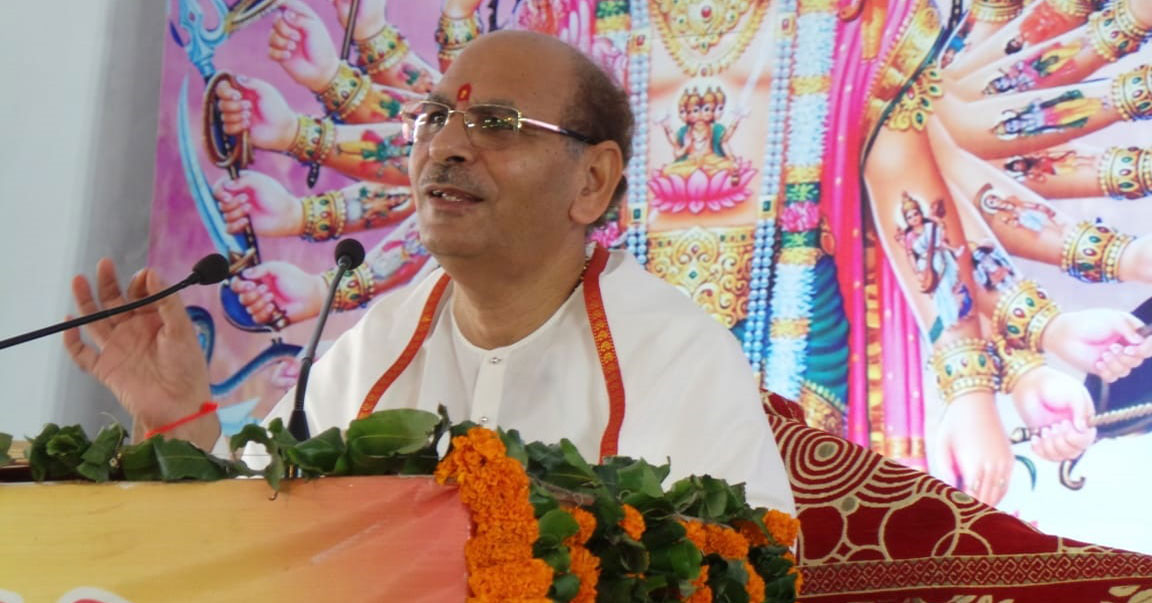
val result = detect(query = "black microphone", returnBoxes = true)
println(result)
[0,254,231,351]
[288,238,366,441]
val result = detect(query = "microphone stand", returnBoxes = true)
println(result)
[287,245,364,441]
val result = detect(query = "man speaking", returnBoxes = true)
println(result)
[65,31,794,513]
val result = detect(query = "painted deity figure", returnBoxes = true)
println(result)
[896,193,973,330]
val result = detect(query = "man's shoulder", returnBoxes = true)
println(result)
[349,264,448,334]
[600,249,742,349]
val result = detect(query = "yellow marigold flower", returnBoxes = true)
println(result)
[763,509,800,548]
[568,545,601,603]
[703,524,749,559]
[564,506,598,546]
[743,560,766,602]
[619,504,646,541]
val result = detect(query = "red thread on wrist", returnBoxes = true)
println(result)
[144,402,219,439]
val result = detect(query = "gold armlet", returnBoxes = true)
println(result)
[300,191,347,242]
[930,338,1001,403]
[971,0,1023,22]
[322,263,375,311]
[1110,64,1152,122]
[993,339,1045,393]
[434,13,482,64]
[286,115,336,164]
[318,62,371,121]
[993,280,1061,351]
[1098,146,1152,200]
[1060,221,1133,283]
[355,24,410,75]
[1089,0,1150,62]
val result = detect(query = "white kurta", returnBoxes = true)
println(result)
[253,250,795,513]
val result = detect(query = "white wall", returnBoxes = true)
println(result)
[0,1,166,437]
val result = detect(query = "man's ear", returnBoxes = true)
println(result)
[570,141,623,226]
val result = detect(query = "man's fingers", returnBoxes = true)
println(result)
[71,274,112,343]
[95,259,131,326]
[146,269,193,339]
[62,320,98,373]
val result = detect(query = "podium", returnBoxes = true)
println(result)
[0,477,469,602]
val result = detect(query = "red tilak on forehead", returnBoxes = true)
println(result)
[457,83,472,102]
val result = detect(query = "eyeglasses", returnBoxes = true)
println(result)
[400,100,597,149]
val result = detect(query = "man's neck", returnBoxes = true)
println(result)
[446,245,590,350]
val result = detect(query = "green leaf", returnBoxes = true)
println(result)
[549,572,581,602]
[284,427,345,475]
[76,423,126,482]
[153,438,229,481]
[640,518,686,549]
[535,545,571,573]
[0,432,12,466]
[537,508,580,548]
[346,409,440,458]
[708,557,751,603]
[26,424,80,481]
[229,422,284,489]
[648,539,703,581]
[121,438,162,481]
[616,458,666,498]
[499,429,528,468]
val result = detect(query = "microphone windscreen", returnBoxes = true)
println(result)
[192,253,231,284]
[334,238,366,269]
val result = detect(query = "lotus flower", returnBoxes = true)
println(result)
[648,159,756,214]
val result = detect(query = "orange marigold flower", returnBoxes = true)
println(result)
[743,561,766,602]
[733,519,770,548]
[468,559,554,600]
[763,509,800,548]
[619,504,646,541]
[568,545,601,603]
[702,524,749,559]
[564,506,598,546]
[680,519,708,551]
[683,572,712,603]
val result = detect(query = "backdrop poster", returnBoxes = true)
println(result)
[151,0,1152,552]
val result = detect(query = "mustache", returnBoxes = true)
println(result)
[418,163,481,194]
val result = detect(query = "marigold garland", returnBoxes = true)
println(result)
[436,427,553,601]
[435,426,800,602]
[563,505,601,603]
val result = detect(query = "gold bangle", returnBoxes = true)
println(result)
[971,0,1023,22]
[1110,64,1152,122]
[286,115,336,164]
[1088,5,1148,62]
[930,338,1001,402]
[355,24,410,75]
[317,62,371,121]
[434,13,482,64]
[1061,221,1134,282]
[300,191,346,242]
[1047,0,1094,19]
[324,263,375,311]
[1098,146,1150,199]
[1113,0,1152,39]
[993,338,1045,394]
[993,280,1061,351]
